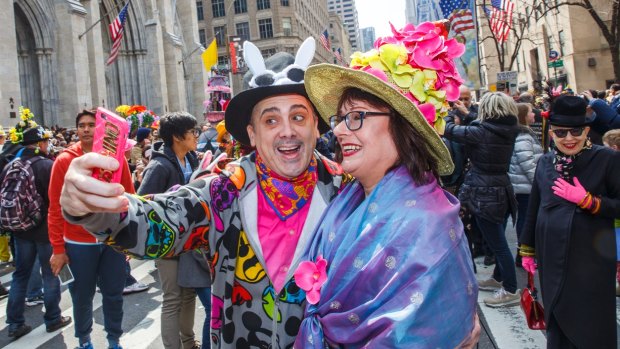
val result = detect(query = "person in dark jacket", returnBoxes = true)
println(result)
[442,92,520,308]
[138,111,202,349]
[587,96,620,132]
[519,96,620,349]
[3,125,72,339]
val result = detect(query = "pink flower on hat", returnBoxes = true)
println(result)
[294,256,328,305]
[350,21,465,132]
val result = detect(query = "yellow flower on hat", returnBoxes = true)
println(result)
[19,106,34,121]
[115,105,131,117]
[9,127,19,143]
[350,50,376,69]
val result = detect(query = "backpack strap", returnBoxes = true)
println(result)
[10,148,25,163]
[25,156,46,166]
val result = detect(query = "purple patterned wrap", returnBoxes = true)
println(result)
[295,166,478,348]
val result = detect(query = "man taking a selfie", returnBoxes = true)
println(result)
[47,109,135,349]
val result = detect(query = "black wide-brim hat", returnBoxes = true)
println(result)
[225,39,329,146]
[225,83,329,146]
[549,95,592,127]
[21,126,49,145]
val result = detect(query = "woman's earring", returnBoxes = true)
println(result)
[35,146,40,154]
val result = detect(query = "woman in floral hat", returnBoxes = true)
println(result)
[294,22,478,348]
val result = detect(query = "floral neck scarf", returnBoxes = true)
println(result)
[256,153,318,220]
[552,139,592,180]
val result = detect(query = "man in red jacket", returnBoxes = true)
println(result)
[48,109,135,349]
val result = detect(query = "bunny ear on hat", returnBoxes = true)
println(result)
[225,37,329,145]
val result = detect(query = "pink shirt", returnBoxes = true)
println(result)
[257,189,312,292]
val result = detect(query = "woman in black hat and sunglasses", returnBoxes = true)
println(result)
[519,95,620,348]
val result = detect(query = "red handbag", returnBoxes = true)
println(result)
[520,272,546,330]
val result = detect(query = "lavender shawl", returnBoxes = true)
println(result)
[295,166,478,348]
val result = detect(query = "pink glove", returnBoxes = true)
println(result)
[522,256,537,274]
[552,177,587,205]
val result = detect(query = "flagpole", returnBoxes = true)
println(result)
[473,0,483,92]
[178,44,205,65]
[78,1,127,40]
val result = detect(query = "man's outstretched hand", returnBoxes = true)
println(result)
[60,152,129,217]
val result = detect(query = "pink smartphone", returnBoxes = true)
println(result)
[92,107,128,183]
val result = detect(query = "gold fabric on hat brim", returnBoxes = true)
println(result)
[304,63,454,176]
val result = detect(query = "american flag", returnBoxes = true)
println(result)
[485,0,514,43]
[319,29,331,51]
[449,9,475,34]
[106,2,130,66]
[334,47,343,64]
[439,0,475,35]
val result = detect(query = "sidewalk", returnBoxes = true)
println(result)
[474,222,547,348]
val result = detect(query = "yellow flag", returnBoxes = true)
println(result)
[201,39,218,72]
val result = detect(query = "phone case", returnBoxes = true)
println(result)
[92,107,129,183]
[58,264,75,285]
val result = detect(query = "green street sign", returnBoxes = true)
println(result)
[548,59,564,68]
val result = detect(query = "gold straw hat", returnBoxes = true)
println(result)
[305,64,454,176]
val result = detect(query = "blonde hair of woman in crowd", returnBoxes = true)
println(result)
[478,92,519,122]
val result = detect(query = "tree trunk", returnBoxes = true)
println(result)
[610,43,620,82]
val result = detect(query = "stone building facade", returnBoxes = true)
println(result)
[327,0,360,50]
[328,13,353,64]
[359,26,375,52]
[1,0,207,128]
[478,0,616,93]
[197,0,332,94]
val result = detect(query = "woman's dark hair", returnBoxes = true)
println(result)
[158,112,197,147]
[335,87,439,185]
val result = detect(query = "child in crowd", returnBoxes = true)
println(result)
[602,128,620,296]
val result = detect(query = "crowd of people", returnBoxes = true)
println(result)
[0,20,618,349]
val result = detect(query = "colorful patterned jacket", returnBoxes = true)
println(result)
[67,152,343,349]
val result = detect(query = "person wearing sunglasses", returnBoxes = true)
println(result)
[519,95,620,349]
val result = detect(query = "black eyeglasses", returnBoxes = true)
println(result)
[328,111,391,131]
[187,128,201,137]
[551,127,585,138]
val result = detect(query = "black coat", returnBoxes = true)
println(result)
[137,141,198,196]
[520,145,620,348]
[443,117,520,223]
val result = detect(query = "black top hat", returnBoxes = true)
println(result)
[224,38,329,146]
[22,126,49,145]
[549,95,592,127]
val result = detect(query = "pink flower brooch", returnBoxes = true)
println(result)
[294,256,328,304]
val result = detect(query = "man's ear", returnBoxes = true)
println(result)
[247,124,257,147]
